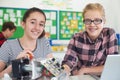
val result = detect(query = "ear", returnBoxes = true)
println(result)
[21,21,25,29]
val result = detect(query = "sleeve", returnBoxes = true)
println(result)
[62,34,79,70]
[0,41,11,64]
[107,28,118,54]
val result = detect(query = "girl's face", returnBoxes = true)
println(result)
[22,12,45,40]
[84,10,105,40]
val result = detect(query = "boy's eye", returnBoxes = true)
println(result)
[31,21,35,24]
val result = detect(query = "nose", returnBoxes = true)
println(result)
[34,24,40,30]
[90,21,95,26]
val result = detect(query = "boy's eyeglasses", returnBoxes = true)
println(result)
[83,18,103,25]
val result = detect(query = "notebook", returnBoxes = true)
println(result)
[100,54,120,80]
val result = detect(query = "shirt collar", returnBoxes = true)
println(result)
[83,31,103,44]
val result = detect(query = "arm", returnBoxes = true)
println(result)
[0,61,12,78]
[107,28,118,54]
[77,65,104,75]
[62,35,79,75]
[63,64,104,76]
[0,50,34,78]
[0,41,12,78]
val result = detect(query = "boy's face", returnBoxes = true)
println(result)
[6,29,16,38]
[84,10,105,40]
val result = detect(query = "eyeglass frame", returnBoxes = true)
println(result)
[83,18,103,25]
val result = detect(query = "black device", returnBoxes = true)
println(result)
[12,58,31,80]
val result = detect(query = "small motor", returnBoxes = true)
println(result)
[12,58,31,80]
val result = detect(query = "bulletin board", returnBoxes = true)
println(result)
[0,7,57,39]
[0,7,26,38]
[59,11,85,40]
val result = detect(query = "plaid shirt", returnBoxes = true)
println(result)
[0,32,7,47]
[62,28,118,73]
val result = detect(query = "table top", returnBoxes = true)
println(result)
[70,75,99,80]
[0,74,99,80]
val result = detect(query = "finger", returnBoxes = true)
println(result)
[26,52,33,60]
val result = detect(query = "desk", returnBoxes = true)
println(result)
[39,75,99,80]
[0,75,99,80]
[36,75,98,80]
[70,75,99,80]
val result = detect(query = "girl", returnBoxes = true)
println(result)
[0,7,53,77]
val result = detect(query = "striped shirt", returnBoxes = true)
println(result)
[62,28,118,74]
[0,37,52,65]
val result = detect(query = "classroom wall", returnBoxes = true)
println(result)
[0,0,120,33]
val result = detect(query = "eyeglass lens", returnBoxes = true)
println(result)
[83,18,102,25]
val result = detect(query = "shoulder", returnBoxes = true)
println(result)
[38,37,50,45]
[0,32,2,35]
[102,27,116,36]
[102,27,115,33]
[38,37,49,43]
[37,37,51,52]
[72,31,85,39]
[0,39,19,54]
[0,32,4,38]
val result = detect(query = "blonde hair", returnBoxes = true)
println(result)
[83,3,105,18]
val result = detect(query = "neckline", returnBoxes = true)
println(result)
[17,39,37,52]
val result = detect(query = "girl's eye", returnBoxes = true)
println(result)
[39,24,45,27]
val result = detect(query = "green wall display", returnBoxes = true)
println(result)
[0,7,57,39]
[0,7,85,40]
[59,11,84,40]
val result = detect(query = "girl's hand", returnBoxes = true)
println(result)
[16,49,34,60]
